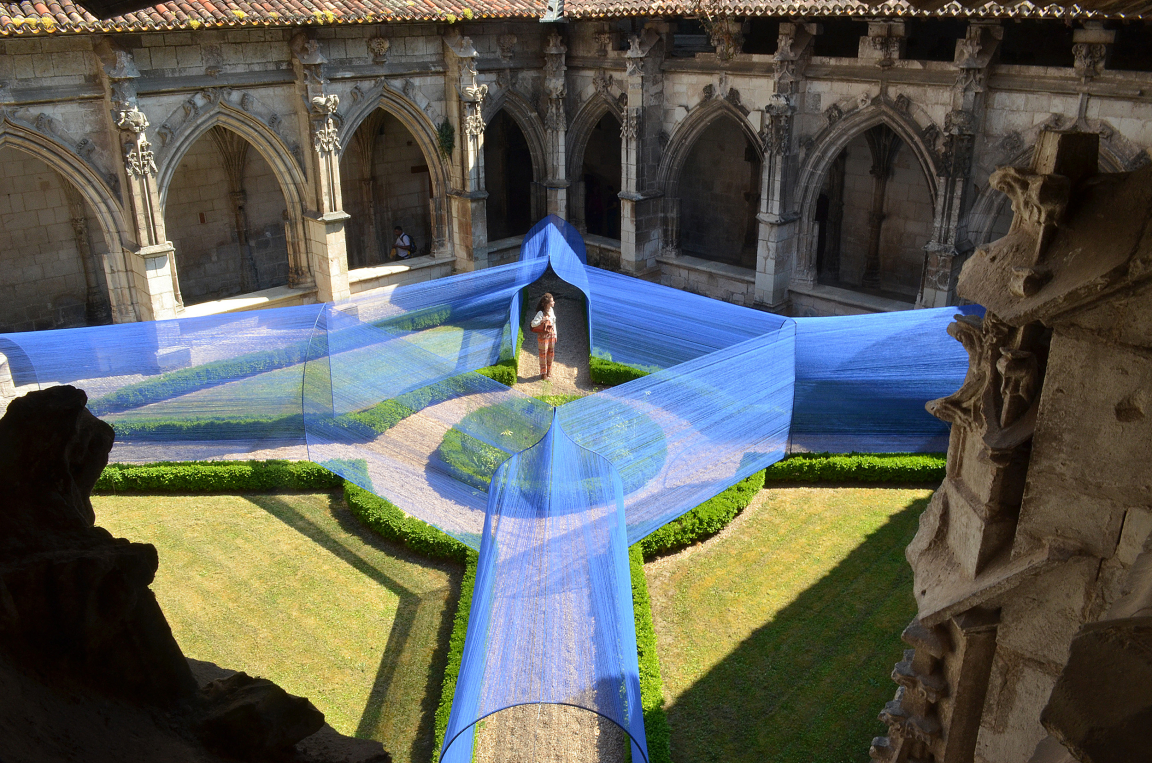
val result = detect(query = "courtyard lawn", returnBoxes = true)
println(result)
[644,485,933,763]
[93,492,462,763]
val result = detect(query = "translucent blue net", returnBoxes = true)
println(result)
[0,214,974,759]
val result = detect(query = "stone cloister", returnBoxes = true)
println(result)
[2,9,1152,332]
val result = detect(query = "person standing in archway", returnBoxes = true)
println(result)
[390,225,413,260]
[530,293,557,381]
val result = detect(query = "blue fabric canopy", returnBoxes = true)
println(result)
[0,214,972,759]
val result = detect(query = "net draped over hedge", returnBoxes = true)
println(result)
[0,215,975,762]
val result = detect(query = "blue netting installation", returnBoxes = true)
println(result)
[441,412,645,762]
[0,214,978,759]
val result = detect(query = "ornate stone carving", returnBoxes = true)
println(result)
[290,32,327,89]
[1073,43,1107,81]
[545,99,566,131]
[625,35,644,77]
[497,33,517,62]
[825,103,843,126]
[989,165,1072,270]
[593,32,612,57]
[593,70,615,99]
[117,111,157,178]
[309,94,341,155]
[705,16,743,62]
[464,112,485,137]
[760,93,793,156]
[894,93,911,114]
[620,110,639,141]
[368,36,390,63]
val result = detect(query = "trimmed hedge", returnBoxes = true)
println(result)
[89,342,312,416]
[94,460,342,494]
[343,482,470,563]
[637,470,766,560]
[108,414,303,442]
[764,452,946,483]
[630,544,672,763]
[589,356,650,387]
[475,360,516,387]
[434,550,479,757]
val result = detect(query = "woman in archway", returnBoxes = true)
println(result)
[530,293,557,381]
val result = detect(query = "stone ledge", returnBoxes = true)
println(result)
[656,253,756,283]
[347,254,452,285]
[789,282,915,314]
[179,285,318,318]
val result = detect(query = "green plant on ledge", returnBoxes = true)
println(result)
[437,119,455,159]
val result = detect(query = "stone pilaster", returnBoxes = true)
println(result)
[918,22,1001,309]
[95,40,180,322]
[619,24,665,276]
[543,30,569,218]
[444,32,489,272]
[755,22,816,307]
[291,32,349,302]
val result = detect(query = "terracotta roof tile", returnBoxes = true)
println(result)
[0,0,1141,37]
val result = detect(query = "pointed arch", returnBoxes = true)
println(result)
[0,119,126,258]
[567,93,624,183]
[483,88,549,191]
[0,119,135,323]
[155,104,307,216]
[338,84,451,207]
[792,102,940,288]
[657,98,763,199]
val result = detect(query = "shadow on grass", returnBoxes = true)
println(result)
[247,493,462,763]
[663,494,927,763]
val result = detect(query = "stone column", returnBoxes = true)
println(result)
[756,22,816,306]
[291,33,350,303]
[543,30,569,218]
[95,40,180,322]
[619,24,665,276]
[862,125,901,290]
[444,32,489,272]
[918,22,1001,308]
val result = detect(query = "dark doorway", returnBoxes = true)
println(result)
[581,113,622,239]
[485,110,535,240]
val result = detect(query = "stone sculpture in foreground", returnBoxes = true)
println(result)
[0,384,390,763]
[871,130,1152,763]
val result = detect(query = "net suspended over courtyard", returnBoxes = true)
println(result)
[0,215,978,761]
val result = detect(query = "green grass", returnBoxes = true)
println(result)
[645,486,932,763]
[93,491,461,763]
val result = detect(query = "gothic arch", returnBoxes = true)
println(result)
[338,84,450,205]
[155,104,306,216]
[483,88,549,189]
[0,118,126,257]
[657,98,763,200]
[0,119,135,322]
[566,93,624,183]
[793,103,940,283]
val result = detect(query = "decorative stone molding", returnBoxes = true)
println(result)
[154,89,301,172]
[760,93,794,156]
[860,20,905,67]
[309,94,342,155]
[1072,22,1115,81]
[116,108,156,178]
[368,37,390,64]
[705,16,744,62]
[620,110,639,141]
[497,33,517,63]
[593,31,612,57]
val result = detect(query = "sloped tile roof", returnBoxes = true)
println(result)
[0,0,1138,37]
[564,0,1111,18]
[0,0,546,35]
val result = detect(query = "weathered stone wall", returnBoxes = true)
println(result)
[1,19,1151,324]
[0,147,102,332]
[165,134,289,304]
[678,117,759,267]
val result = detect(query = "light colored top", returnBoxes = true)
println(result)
[394,232,412,258]
[531,308,557,339]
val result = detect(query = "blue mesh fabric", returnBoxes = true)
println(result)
[0,215,977,758]
[441,413,645,763]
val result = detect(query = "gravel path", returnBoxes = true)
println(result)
[516,273,595,399]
